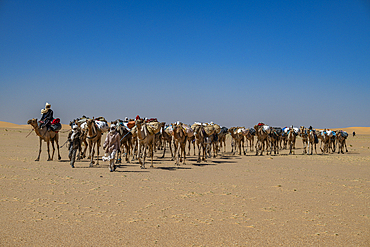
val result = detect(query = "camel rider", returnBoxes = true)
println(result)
[40,102,53,129]
[102,124,120,172]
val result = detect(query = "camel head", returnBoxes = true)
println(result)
[27,118,38,128]
[135,119,144,127]
[86,118,94,127]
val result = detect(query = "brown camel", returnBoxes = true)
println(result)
[280,128,288,150]
[135,119,156,169]
[27,118,61,161]
[112,120,132,164]
[161,125,174,160]
[254,124,269,156]
[182,124,196,156]
[241,128,255,153]
[85,118,103,167]
[172,122,187,166]
[316,129,330,154]
[267,127,280,155]
[229,127,245,155]
[287,127,297,155]
[328,131,337,153]
[307,129,318,155]
[336,130,348,154]
[191,123,210,163]
[217,127,229,153]
[298,126,309,154]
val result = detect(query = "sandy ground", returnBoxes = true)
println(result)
[0,122,369,246]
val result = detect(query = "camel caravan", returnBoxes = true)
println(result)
[27,104,351,172]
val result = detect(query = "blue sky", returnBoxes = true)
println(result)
[1,0,369,128]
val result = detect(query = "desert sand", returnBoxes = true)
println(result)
[0,122,369,246]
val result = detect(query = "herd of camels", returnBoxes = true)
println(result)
[27,117,350,169]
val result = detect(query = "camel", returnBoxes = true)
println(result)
[130,125,139,161]
[241,128,255,153]
[254,124,269,156]
[192,124,208,162]
[182,124,196,156]
[112,120,132,164]
[172,122,187,166]
[187,135,196,156]
[69,119,88,160]
[336,130,348,154]
[328,131,337,153]
[267,127,280,155]
[307,129,318,155]
[229,127,245,155]
[316,129,331,154]
[287,127,297,155]
[161,125,174,160]
[135,119,156,169]
[298,126,309,154]
[85,118,103,167]
[218,127,228,153]
[27,118,61,161]
[280,128,288,150]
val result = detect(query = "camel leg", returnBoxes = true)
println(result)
[161,141,166,158]
[203,144,207,161]
[89,143,95,167]
[96,142,100,166]
[47,141,51,161]
[183,144,186,165]
[82,140,88,159]
[50,139,56,160]
[125,143,130,163]
[124,143,129,162]
[170,141,174,161]
[175,142,180,166]
[142,145,147,169]
[87,141,92,159]
[36,138,42,161]
[116,147,121,164]
[150,141,154,168]
[56,137,61,160]
[197,143,201,163]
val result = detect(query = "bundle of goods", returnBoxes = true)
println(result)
[146,121,161,135]
[95,120,109,133]
[182,124,194,137]
[50,118,62,132]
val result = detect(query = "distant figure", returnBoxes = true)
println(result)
[40,102,53,129]
[102,124,120,172]
[353,131,356,137]
[68,125,82,168]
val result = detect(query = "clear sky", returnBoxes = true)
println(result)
[1,0,369,128]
